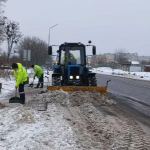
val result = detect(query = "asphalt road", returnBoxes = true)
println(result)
[96,74,150,116]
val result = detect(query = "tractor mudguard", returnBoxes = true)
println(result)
[87,72,96,77]
[52,73,60,78]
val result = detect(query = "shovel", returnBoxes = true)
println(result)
[9,89,22,103]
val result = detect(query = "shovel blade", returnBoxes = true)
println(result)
[9,97,22,103]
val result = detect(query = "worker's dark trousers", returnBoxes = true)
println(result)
[19,82,25,104]
[38,74,44,87]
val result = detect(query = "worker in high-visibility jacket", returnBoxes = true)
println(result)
[31,64,44,88]
[62,51,76,63]
[12,62,28,104]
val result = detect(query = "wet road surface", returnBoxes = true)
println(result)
[96,74,150,117]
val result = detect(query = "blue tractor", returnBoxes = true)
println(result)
[48,41,97,86]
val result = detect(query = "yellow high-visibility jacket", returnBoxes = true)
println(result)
[62,53,75,61]
[13,63,28,87]
[33,65,43,78]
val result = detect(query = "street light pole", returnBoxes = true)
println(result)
[48,24,58,46]
[47,24,58,70]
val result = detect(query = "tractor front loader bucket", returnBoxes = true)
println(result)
[47,86,107,95]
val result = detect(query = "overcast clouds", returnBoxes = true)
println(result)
[2,0,150,55]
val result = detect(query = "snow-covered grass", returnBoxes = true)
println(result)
[92,67,150,81]
[0,78,15,102]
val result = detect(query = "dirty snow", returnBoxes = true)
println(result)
[35,90,115,107]
[1,70,150,150]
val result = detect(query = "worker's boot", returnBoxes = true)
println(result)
[35,83,40,88]
[39,83,43,88]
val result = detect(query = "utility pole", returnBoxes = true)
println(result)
[47,24,58,69]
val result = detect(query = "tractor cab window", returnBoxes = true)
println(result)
[60,46,85,65]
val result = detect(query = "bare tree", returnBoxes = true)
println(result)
[0,0,7,44]
[140,60,150,65]
[3,20,22,62]
[115,49,129,64]
[0,18,5,44]
[17,36,50,67]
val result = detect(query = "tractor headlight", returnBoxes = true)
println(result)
[70,76,73,79]
[76,76,80,79]
[54,61,58,65]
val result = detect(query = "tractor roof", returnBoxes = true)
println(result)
[60,42,85,47]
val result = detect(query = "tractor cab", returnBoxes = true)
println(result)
[48,41,97,86]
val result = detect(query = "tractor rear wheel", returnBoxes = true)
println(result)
[88,76,97,86]
[52,77,61,86]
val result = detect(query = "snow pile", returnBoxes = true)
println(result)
[94,67,128,75]
[0,78,15,102]
[112,69,128,75]
[0,104,80,150]
[34,90,116,107]
[96,67,113,74]
[92,67,150,80]
[130,72,150,79]
[0,102,5,108]
[1,86,150,149]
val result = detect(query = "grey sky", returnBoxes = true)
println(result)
[2,0,150,55]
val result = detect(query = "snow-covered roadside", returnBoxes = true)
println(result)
[0,103,80,150]
[1,77,150,149]
[0,75,79,150]
[92,67,150,81]
[0,69,52,102]
[0,78,15,102]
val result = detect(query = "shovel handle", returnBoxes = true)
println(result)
[15,89,17,97]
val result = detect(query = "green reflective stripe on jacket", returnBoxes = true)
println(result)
[34,65,43,78]
[13,63,28,87]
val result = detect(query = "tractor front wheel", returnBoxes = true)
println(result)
[88,76,97,86]
[52,77,61,86]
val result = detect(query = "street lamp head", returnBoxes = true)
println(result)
[48,24,59,46]
[50,24,59,29]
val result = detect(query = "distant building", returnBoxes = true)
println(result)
[126,53,139,61]
[102,53,139,63]
[144,65,150,72]
[138,56,150,62]
[130,61,140,66]
[91,52,140,65]
[103,53,115,63]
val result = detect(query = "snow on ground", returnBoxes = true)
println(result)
[0,78,15,101]
[0,104,80,150]
[92,67,150,81]
[1,69,150,149]
[0,77,117,150]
